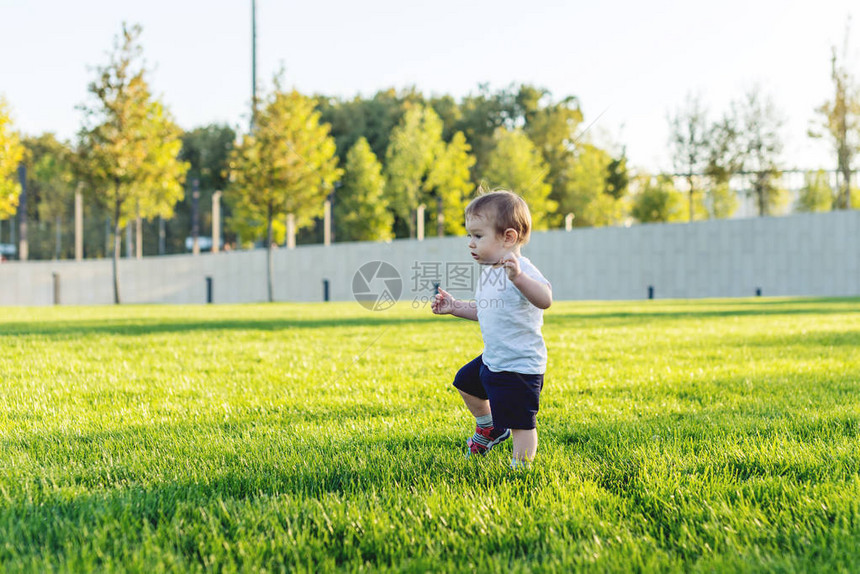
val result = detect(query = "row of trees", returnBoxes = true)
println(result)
[1,24,858,302]
[664,36,860,222]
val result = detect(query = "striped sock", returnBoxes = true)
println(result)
[470,414,496,448]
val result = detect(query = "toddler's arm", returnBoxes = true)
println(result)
[432,288,478,321]
[450,299,479,321]
[511,273,553,309]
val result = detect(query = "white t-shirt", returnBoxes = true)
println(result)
[475,255,550,375]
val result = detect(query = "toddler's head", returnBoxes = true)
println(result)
[465,189,532,246]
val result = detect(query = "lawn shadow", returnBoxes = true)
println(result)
[547,297,860,325]
[0,314,441,338]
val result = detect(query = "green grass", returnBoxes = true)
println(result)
[1,298,859,572]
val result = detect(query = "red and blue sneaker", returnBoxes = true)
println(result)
[466,425,511,457]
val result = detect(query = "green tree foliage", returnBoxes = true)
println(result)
[454,84,519,180]
[706,114,744,190]
[77,24,189,302]
[560,143,625,228]
[0,98,24,219]
[810,38,860,209]
[425,131,476,236]
[631,174,686,223]
[704,182,739,220]
[797,170,834,212]
[428,95,462,142]
[334,137,392,242]
[709,88,787,217]
[228,87,341,301]
[318,89,421,164]
[604,153,629,201]
[523,92,584,224]
[384,103,444,237]
[482,128,556,230]
[21,134,76,259]
[736,88,789,216]
[668,93,709,221]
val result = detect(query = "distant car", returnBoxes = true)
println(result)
[184,236,223,252]
[0,243,15,259]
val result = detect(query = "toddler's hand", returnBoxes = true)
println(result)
[431,288,455,315]
[500,255,522,280]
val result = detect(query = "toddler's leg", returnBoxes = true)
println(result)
[511,428,538,462]
[457,389,490,417]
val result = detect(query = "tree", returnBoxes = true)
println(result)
[455,84,520,181]
[0,98,25,219]
[317,88,420,164]
[384,103,444,237]
[631,174,686,223]
[810,34,860,210]
[604,152,629,201]
[228,86,341,302]
[705,113,744,219]
[711,88,787,217]
[523,91,584,226]
[22,134,76,259]
[334,137,392,242]
[668,93,709,221]
[704,181,739,220]
[78,24,188,303]
[425,131,476,235]
[738,88,788,216]
[482,128,556,229]
[560,143,625,228]
[797,170,834,212]
[428,94,462,142]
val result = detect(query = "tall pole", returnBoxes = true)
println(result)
[212,191,222,253]
[74,184,83,261]
[17,164,27,261]
[323,198,331,246]
[158,216,165,255]
[192,178,200,255]
[251,0,258,131]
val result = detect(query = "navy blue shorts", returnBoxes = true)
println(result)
[452,355,544,430]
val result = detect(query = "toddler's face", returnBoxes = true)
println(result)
[466,215,508,266]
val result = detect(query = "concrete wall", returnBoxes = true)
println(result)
[1,210,858,306]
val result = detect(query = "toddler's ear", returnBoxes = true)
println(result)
[504,228,518,245]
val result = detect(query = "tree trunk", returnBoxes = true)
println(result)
[840,140,851,209]
[267,200,274,303]
[136,209,142,259]
[54,215,62,260]
[113,195,122,304]
[688,174,694,222]
[437,194,444,237]
[406,209,415,239]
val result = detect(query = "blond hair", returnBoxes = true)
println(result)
[465,188,532,245]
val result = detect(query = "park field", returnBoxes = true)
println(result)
[1,298,859,572]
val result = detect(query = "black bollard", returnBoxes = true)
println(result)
[323,279,330,302]
[648,285,654,300]
[206,276,213,304]
[755,287,762,297]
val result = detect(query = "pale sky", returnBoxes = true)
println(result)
[1,0,857,173]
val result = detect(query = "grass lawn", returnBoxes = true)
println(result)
[1,298,859,572]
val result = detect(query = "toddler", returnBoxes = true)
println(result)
[432,190,552,467]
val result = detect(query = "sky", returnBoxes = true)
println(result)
[1,0,857,174]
